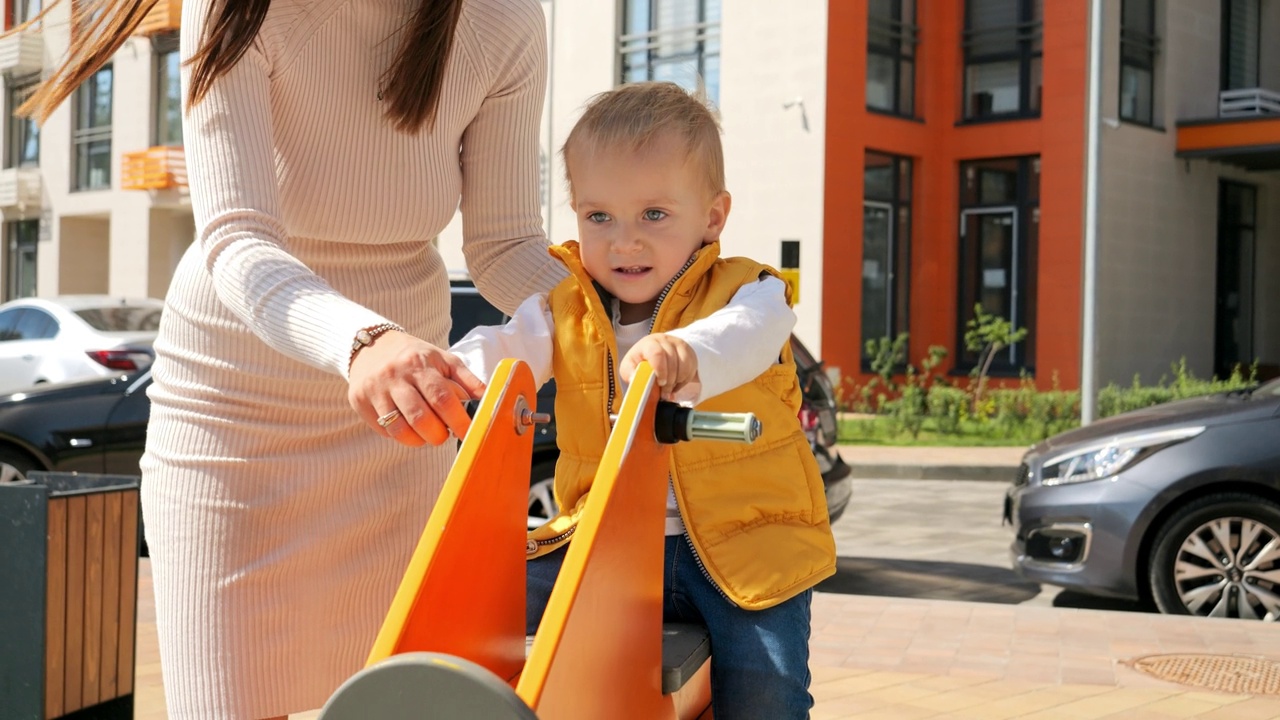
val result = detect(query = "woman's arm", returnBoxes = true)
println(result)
[455,0,568,315]
[180,0,393,378]
[181,0,483,445]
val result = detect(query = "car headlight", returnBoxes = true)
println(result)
[1040,426,1205,486]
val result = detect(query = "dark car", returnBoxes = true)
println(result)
[0,283,851,532]
[0,372,150,484]
[1004,378,1280,621]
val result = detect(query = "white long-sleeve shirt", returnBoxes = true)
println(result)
[451,275,796,534]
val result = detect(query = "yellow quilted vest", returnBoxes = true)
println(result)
[525,240,836,609]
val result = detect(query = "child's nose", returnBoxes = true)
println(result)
[612,231,643,253]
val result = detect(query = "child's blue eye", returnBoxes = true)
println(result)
[587,212,610,223]
[643,209,667,221]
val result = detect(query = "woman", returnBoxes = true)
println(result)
[24,0,565,716]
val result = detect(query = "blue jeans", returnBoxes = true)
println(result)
[526,535,814,720]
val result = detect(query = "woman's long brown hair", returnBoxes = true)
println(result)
[20,0,464,134]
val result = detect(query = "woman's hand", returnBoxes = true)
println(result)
[619,333,700,402]
[347,330,487,446]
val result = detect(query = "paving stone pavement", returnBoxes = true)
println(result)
[127,471,1280,718]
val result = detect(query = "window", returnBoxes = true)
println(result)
[5,219,38,300]
[862,151,912,367]
[963,0,1043,120]
[0,308,56,340]
[620,0,721,104]
[10,0,41,26]
[867,0,918,117]
[1222,0,1260,91]
[957,157,1039,373]
[1214,181,1256,378]
[154,33,182,146]
[1120,0,1158,125]
[14,307,56,339]
[6,78,39,168]
[72,66,113,191]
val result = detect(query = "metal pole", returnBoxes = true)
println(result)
[1081,0,1104,425]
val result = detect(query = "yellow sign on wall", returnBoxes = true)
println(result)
[779,268,800,306]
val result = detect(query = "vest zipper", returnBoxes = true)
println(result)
[606,252,698,420]
[683,530,735,605]
[646,254,699,333]
[653,253,732,604]
[529,525,576,552]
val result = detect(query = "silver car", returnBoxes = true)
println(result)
[1005,378,1280,621]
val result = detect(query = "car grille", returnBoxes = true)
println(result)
[1013,463,1031,487]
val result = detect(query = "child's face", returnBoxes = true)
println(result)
[569,134,730,325]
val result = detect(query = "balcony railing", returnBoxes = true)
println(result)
[136,0,181,36]
[0,31,43,78]
[1220,88,1280,117]
[121,147,187,190]
[0,167,43,211]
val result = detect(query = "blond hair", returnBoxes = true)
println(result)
[562,81,724,203]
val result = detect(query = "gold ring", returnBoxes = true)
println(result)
[376,409,402,428]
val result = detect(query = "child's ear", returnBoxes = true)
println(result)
[703,191,732,244]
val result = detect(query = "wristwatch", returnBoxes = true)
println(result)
[349,322,404,369]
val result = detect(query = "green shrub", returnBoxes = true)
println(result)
[1096,359,1256,418]
[842,334,1251,445]
[926,385,968,435]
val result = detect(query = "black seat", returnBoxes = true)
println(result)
[661,623,711,695]
[522,623,711,696]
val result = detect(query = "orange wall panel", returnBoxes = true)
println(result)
[823,1,1088,391]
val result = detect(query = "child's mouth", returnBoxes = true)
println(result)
[614,266,651,276]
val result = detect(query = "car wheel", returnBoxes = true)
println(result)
[527,461,558,530]
[0,447,37,483]
[1149,492,1280,621]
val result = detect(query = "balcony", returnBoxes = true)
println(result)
[1176,88,1280,171]
[0,167,43,212]
[121,146,187,191]
[1219,88,1280,117]
[0,31,43,78]
[136,0,181,36]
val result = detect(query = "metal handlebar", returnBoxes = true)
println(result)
[653,402,762,445]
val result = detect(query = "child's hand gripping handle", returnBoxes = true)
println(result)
[653,401,762,444]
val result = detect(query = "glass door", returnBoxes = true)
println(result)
[1215,181,1256,378]
[960,207,1018,365]
[862,201,895,348]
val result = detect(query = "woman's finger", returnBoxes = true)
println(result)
[447,358,488,400]
[429,380,475,440]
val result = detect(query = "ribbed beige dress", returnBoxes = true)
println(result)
[138,0,565,717]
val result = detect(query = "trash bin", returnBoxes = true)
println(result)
[0,472,141,720]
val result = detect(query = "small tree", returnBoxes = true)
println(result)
[861,333,909,412]
[963,303,1028,411]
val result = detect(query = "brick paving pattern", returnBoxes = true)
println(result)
[126,448,1280,718]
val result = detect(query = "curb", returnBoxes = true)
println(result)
[847,464,1018,482]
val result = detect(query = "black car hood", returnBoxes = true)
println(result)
[1036,392,1280,454]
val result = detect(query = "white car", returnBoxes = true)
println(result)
[0,295,163,394]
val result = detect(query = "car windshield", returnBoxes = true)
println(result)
[75,304,162,332]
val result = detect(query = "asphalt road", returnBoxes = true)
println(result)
[818,477,1151,614]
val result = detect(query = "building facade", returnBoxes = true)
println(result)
[826,0,1280,390]
[2,1,1275,392]
[0,0,191,304]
